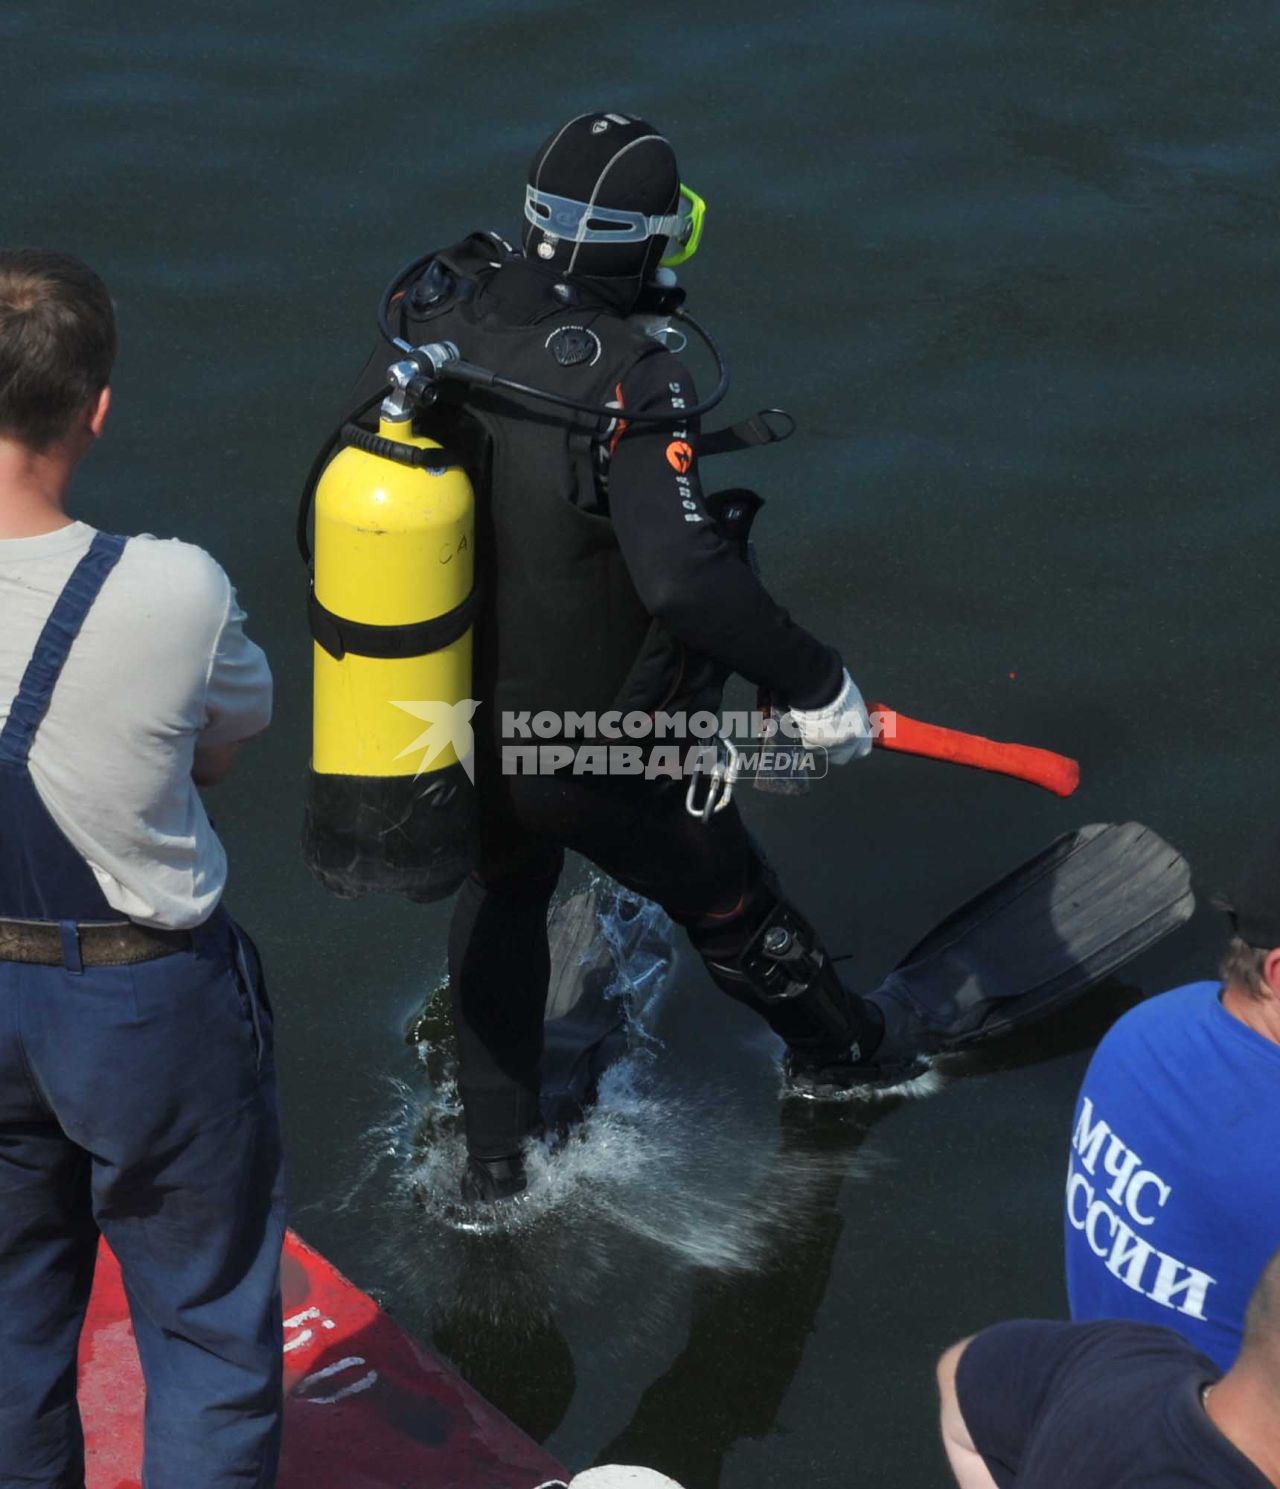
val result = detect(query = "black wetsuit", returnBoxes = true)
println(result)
[352,255,874,1160]
[564,341,841,714]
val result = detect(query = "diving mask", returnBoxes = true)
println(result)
[523,182,706,267]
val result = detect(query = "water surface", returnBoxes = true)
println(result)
[4,3,1279,1483]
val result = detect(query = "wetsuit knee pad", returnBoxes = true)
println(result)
[682,856,780,962]
[736,900,831,1004]
[690,890,871,1058]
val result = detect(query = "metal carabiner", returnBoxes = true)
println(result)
[685,737,740,823]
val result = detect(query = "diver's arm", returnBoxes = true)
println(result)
[607,352,843,710]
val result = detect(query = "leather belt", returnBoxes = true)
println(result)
[0,918,193,968]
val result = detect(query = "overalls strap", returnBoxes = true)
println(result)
[0,531,128,767]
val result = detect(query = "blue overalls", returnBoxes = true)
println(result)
[0,533,285,1488]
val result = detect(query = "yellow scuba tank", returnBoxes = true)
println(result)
[302,386,477,902]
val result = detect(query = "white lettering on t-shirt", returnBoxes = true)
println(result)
[1126,1170,1173,1226]
[1072,1097,1111,1172]
[1073,1098,1173,1226]
[1149,1254,1215,1319]
[1068,1099,1215,1322]
[1106,1224,1157,1292]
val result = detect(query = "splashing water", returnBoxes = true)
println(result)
[338,875,940,1345]
[784,1061,948,1106]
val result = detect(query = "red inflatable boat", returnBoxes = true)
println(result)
[79,1230,565,1489]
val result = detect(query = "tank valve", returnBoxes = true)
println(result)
[381,342,462,421]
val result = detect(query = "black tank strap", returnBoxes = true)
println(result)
[308,585,478,661]
[699,407,796,458]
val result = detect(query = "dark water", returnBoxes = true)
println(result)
[5,1,1280,1484]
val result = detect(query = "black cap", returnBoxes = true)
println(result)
[523,112,679,284]
[1217,828,1280,950]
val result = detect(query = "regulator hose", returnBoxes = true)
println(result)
[300,248,735,566]
[376,251,731,425]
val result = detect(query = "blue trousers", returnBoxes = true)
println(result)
[0,915,286,1489]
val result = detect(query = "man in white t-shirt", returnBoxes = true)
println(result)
[0,249,284,1486]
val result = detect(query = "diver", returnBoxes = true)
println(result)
[317,113,1191,1203]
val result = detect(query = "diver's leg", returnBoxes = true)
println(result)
[511,775,892,1082]
[448,829,564,1191]
[682,862,888,1074]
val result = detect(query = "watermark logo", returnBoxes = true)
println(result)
[390,698,479,782]
[384,702,892,787]
[497,707,890,782]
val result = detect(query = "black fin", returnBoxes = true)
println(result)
[873,822,1195,1051]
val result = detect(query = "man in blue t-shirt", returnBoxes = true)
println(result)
[1064,830,1280,1369]
[936,1246,1280,1487]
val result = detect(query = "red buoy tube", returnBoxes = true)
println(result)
[869,704,1081,798]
